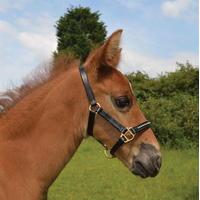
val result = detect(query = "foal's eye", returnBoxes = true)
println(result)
[114,96,131,109]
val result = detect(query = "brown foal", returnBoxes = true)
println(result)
[0,30,161,200]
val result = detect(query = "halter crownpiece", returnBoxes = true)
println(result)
[79,66,151,157]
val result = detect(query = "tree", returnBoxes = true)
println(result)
[55,6,107,61]
[127,62,199,148]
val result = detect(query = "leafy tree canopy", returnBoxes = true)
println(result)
[55,6,107,61]
[127,62,199,148]
[127,62,199,100]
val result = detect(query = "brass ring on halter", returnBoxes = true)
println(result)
[120,128,135,143]
[104,147,115,159]
[89,103,101,113]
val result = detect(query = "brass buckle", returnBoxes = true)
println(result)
[89,103,101,113]
[104,149,115,159]
[103,145,115,159]
[120,128,135,143]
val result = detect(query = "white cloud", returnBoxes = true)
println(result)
[115,0,142,10]
[0,0,31,13]
[0,14,57,91]
[15,14,57,61]
[0,14,57,61]
[18,32,56,60]
[119,48,198,76]
[0,20,16,35]
[16,13,55,33]
[161,0,192,17]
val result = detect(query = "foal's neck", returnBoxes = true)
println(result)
[0,67,88,199]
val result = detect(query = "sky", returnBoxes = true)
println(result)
[0,0,198,90]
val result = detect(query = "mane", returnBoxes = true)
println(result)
[0,54,78,116]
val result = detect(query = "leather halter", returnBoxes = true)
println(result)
[79,66,151,156]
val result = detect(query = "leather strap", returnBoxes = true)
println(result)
[96,108,127,133]
[130,121,151,134]
[87,111,96,136]
[79,66,96,106]
[79,66,96,136]
[110,138,125,155]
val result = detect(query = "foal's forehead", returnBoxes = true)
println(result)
[101,68,132,94]
[112,70,129,85]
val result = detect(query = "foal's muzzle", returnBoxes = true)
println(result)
[132,143,162,178]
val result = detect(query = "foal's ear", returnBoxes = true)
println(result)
[102,29,122,68]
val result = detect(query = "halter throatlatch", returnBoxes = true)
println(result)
[79,66,151,157]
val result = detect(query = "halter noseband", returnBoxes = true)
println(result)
[79,66,151,157]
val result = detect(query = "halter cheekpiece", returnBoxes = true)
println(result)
[79,66,151,157]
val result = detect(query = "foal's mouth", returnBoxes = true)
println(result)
[131,164,160,178]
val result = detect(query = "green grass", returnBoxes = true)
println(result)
[48,139,198,200]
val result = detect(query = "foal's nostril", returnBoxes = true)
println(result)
[133,160,149,178]
[155,155,162,169]
[150,154,162,177]
[151,154,162,170]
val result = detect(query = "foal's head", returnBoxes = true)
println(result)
[83,30,161,178]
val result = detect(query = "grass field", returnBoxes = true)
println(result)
[48,139,198,200]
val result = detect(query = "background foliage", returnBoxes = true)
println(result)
[55,6,107,62]
[127,62,199,148]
